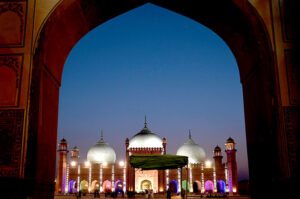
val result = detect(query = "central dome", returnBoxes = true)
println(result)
[176,131,206,164]
[128,118,163,148]
[87,134,116,164]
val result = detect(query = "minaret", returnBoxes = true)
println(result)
[125,137,131,191]
[214,145,225,192]
[70,146,80,163]
[213,145,223,170]
[225,137,238,195]
[56,138,69,194]
[162,138,167,155]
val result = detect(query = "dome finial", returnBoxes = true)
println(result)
[100,129,104,140]
[189,129,192,139]
[144,115,147,128]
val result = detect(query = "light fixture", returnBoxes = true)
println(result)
[85,161,90,167]
[119,161,125,167]
[102,162,107,166]
[71,161,76,166]
[205,160,212,168]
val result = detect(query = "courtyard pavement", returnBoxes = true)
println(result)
[54,195,250,199]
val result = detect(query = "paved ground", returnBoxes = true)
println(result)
[55,195,250,199]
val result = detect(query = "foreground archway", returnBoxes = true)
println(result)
[27,0,289,198]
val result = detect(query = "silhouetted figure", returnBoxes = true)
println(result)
[167,189,171,199]
[181,189,185,199]
[77,190,82,199]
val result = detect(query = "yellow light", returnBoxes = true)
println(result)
[71,161,76,167]
[119,161,125,167]
[205,160,212,168]
[233,188,237,193]
[102,162,107,166]
[85,161,90,167]
[96,184,99,187]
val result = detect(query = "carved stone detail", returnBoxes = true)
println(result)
[0,109,24,177]
[0,1,26,47]
[0,54,23,106]
[285,50,300,105]
[0,55,22,87]
[283,106,300,176]
[279,0,296,41]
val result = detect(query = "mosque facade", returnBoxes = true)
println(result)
[56,120,238,195]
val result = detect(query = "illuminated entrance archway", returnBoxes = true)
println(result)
[80,180,89,193]
[68,180,77,194]
[169,180,178,193]
[28,0,283,198]
[103,180,112,193]
[141,180,152,191]
[217,180,226,193]
[193,181,201,193]
[205,180,214,193]
[115,180,124,193]
[91,180,100,193]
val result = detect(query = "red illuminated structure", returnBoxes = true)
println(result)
[56,120,238,195]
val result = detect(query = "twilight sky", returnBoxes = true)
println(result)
[57,3,249,180]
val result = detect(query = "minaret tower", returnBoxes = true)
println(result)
[225,137,238,195]
[70,146,80,163]
[162,138,167,155]
[214,145,224,182]
[56,138,69,194]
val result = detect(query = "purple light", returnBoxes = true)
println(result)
[69,180,77,193]
[114,180,123,192]
[217,180,226,193]
[205,180,214,193]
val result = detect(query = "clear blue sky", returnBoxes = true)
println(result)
[58,3,249,180]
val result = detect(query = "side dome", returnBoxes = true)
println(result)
[176,131,206,164]
[128,118,163,148]
[87,134,116,164]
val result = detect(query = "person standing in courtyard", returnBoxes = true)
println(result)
[167,188,171,199]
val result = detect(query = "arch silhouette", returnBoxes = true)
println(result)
[29,0,279,198]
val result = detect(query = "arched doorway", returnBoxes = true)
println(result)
[140,180,152,191]
[69,180,77,193]
[181,180,190,192]
[115,180,123,193]
[217,180,226,193]
[80,180,89,193]
[28,1,281,198]
[91,180,100,193]
[103,180,112,193]
[193,181,201,193]
[169,180,178,193]
[205,180,214,194]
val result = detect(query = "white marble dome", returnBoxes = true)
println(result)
[87,135,116,164]
[176,132,206,164]
[128,120,163,149]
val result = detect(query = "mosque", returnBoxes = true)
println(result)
[56,119,238,195]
